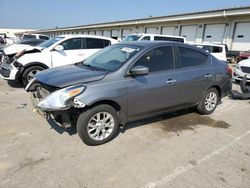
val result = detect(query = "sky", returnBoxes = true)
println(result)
[0,0,250,29]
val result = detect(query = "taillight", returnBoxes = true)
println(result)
[226,66,233,75]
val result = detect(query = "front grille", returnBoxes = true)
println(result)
[0,62,11,70]
[240,66,250,73]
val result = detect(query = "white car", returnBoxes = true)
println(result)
[22,33,49,40]
[0,39,45,64]
[233,59,250,82]
[0,35,118,85]
[123,33,186,43]
[194,43,227,61]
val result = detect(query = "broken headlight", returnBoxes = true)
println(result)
[37,84,86,111]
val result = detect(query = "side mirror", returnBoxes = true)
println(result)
[129,65,149,76]
[54,45,64,52]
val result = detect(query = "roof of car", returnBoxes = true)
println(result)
[57,34,117,42]
[126,33,186,39]
[118,40,187,47]
[194,43,225,47]
[117,41,211,55]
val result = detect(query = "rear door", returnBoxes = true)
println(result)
[82,38,111,59]
[176,46,213,106]
[126,45,181,119]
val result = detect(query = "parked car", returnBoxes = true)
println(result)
[123,33,186,43]
[233,59,250,82]
[26,41,232,145]
[0,35,118,85]
[238,51,250,62]
[22,33,49,40]
[194,43,227,61]
[224,44,240,64]
[0,39,45,65]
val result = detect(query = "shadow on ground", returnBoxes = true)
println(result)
[46,107,230,137]
[47,117,77,136]
[7,80,24,88]
[122,108,230,134]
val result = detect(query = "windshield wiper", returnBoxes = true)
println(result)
[82,64,98,71]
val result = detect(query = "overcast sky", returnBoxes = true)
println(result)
[0,0,249,29]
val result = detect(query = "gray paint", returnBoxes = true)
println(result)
[34,41,232,124]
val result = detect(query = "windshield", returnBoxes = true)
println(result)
[123,35,142,42]
[37,36,64,48]
[83,44,141,72]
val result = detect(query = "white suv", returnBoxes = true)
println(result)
[0,35,118,85]
[194,43,227,61]
[123,33,186,43]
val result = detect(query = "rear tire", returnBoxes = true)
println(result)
[77,104,119,146]
[22,66,44,86]
[197,88,219,115]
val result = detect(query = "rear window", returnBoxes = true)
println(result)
[179,47,208,68]
[23,35,36,39]
[85,38,110,49]
[39,35,49,40]
[200,45,222,53]
[154,36,184,43]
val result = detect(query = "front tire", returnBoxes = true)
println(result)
[77,104,119,146]
[22,66,44,86]
[197,88,219,115]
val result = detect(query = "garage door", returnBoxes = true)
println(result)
[96,30,102,36]
[88,31,95,35]
[131,27,144,34]
[203,24,225,44]
[111,30,118,37]
[145,27,157,34]
[232,22,250,51]
[162,27,175,35]
[122,29,131,38]
[103,30,110,37]
[181,25,197,43]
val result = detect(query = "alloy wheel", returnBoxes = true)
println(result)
[204,91,218,111]
[87,112,115,141]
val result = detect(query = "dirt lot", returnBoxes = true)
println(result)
[0,79,250,188]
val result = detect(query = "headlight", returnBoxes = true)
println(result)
[235,64,239,69]
[37,85,86,111]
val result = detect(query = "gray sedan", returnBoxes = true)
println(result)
[26,41,232,145]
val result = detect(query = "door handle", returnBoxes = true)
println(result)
[205,74,213,78]
[166,79,177,84]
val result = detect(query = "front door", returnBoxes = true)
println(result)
[126,46,180,120]
[51,38,85,68]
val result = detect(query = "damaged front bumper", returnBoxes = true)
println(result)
[27,79,86,128]
[30,86,73,128]
[0,62,19,80]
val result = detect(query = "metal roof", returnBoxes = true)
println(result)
[31,6,250,33]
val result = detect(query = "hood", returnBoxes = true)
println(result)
[238,59,250,67]
[4,44,43,55]
[35,64,107,88]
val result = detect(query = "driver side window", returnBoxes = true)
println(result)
[133,46,174,72]
[59,38,82,50]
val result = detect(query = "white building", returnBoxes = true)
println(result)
[30,6,250,51]
[0,28,35,38]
